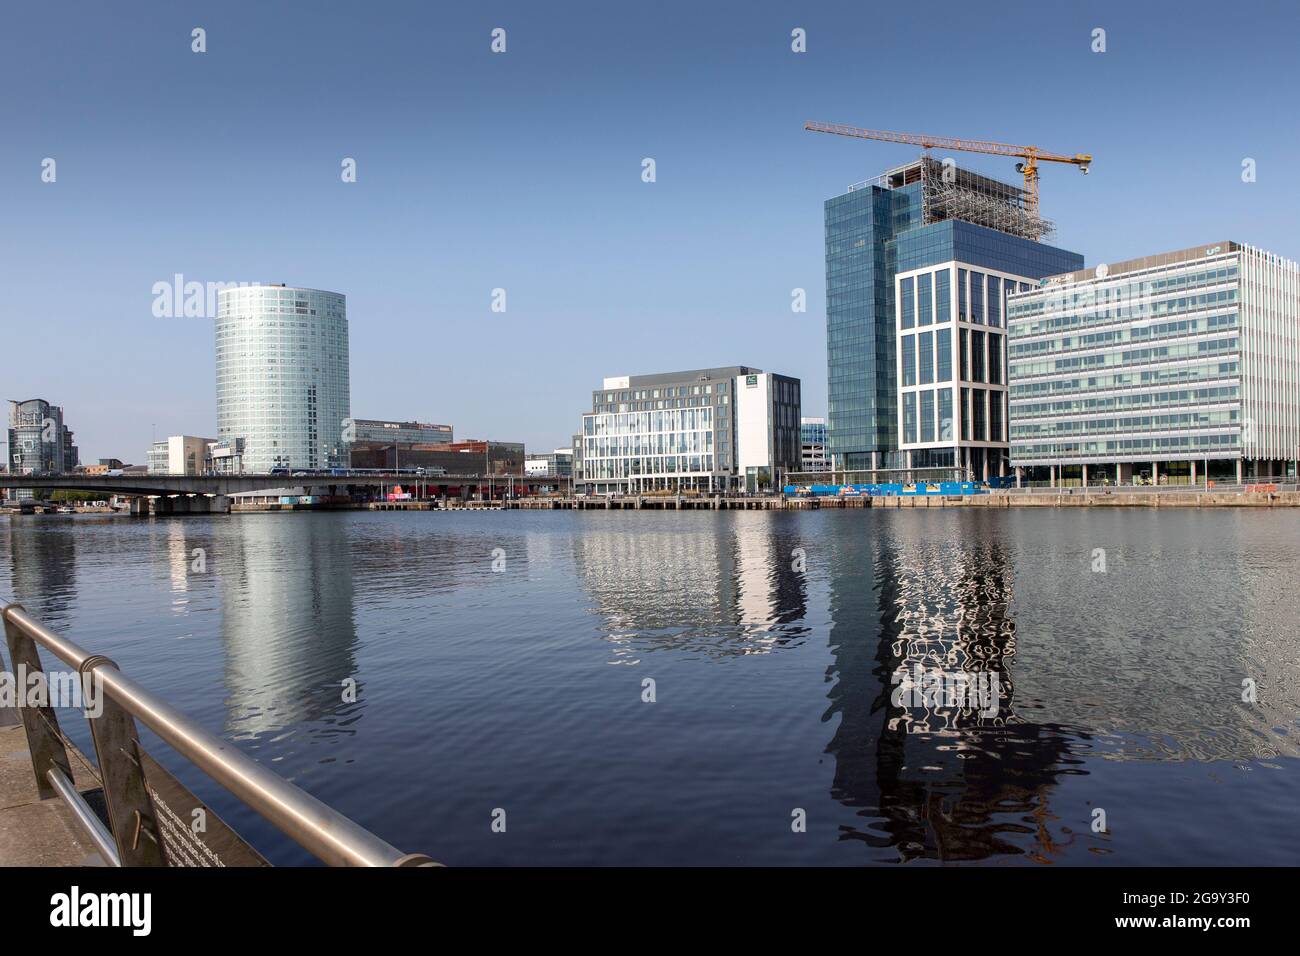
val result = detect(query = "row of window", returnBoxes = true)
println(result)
[1008,289,1238,339]
[1011,432,1241,459]
[1012,336,1238,379]
[1009,312,1239,358]
[583,409,715,436]
[1010,384,1240,419]
[1011,360,1240,399]
[1006,264,1238,319]
[901,269,1034,330]
[582,455,716,478]
[1011,408,1239,439]
[901,387,1006,445]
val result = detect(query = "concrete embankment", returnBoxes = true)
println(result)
[507,491,1300,510]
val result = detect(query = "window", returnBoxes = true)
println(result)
[989,392,1003,443]
[903,392,917,444]
[901,277,915,329]
[972,388,987,441]
[918,273,932,326]
[920,390,935,444]
[971,272,984,323]
[960,388,970,441]
[971,330,986,382]
[902,334,916,386]
[938,388,953,442]
[958,269,968,320]
[918,331,934,385]
[988,332,1002,385]
[959,328,968,381]
[935,269,951,323]
[987,276,1001,327]
[936,327,952,382]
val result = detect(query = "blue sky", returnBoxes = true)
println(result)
[3,0,1297,460]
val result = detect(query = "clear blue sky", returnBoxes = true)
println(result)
[3,0,1297,461]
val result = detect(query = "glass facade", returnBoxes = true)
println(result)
[215,286,351,473]
[826,171,1082,472]
[1002,244,1300,471]
[824,181,923,468]
[578,367,801,493]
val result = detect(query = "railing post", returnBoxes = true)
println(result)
[80,656,168,866]
[2,603,74,801]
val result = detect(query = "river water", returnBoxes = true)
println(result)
[1,508,1297,866]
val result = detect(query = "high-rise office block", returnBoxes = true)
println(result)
[5,398,77,500]
[824,158,1082,477]
[1007,242,1300,485]
[215,285,351,473]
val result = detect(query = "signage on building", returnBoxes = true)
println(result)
[745,374,758,387]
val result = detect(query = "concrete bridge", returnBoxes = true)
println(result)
[0,472,564,514]
[0,472,500,497]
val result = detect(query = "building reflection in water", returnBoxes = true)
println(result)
[824,523,1085,864]
[217,517,360,740]
[4,517,78,627]
[573,515,809,661]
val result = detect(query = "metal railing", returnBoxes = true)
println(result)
[1,600,435,867]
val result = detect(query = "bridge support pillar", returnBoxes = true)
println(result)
[129,497,150,516]
[152,497,173,516]
[211,495,231,514]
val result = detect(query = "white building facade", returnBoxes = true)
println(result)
[577,367,801,494]
[147,435,214,475]
[1006,242,1300,485]
[895,262,1039,480]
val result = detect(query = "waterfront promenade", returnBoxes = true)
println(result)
[499,486,1300,510]
[0,717,105,866]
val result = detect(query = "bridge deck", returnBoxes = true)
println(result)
[0,715,107,866]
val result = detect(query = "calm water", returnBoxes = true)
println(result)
[1,508,1298,866]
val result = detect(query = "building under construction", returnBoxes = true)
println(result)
[821,156,1083,478]
[870,157,1055,242]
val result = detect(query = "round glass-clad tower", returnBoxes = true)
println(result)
[215,285,351,473]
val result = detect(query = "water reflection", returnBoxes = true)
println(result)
[824,528,1087,863]
[217,517,360,740]
[4,517,78,626]
[574,515,809,660]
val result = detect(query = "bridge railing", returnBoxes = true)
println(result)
[0,600,435,867]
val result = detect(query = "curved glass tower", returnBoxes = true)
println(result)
[215,285,350,473]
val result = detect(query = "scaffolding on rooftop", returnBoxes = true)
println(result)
[852,156,1055,242]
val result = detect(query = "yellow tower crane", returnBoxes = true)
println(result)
[804,121,1091,219]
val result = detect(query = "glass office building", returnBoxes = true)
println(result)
[352,419,453,445]
[1007,242,1300,485]
[216,285,351,473]
[577,366,801,494]
[799,417,828,472]
[825,158,1081,476]
[6,398,77,500]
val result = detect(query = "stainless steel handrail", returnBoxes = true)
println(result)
[46,766,120,866]
[1,601,435,867]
